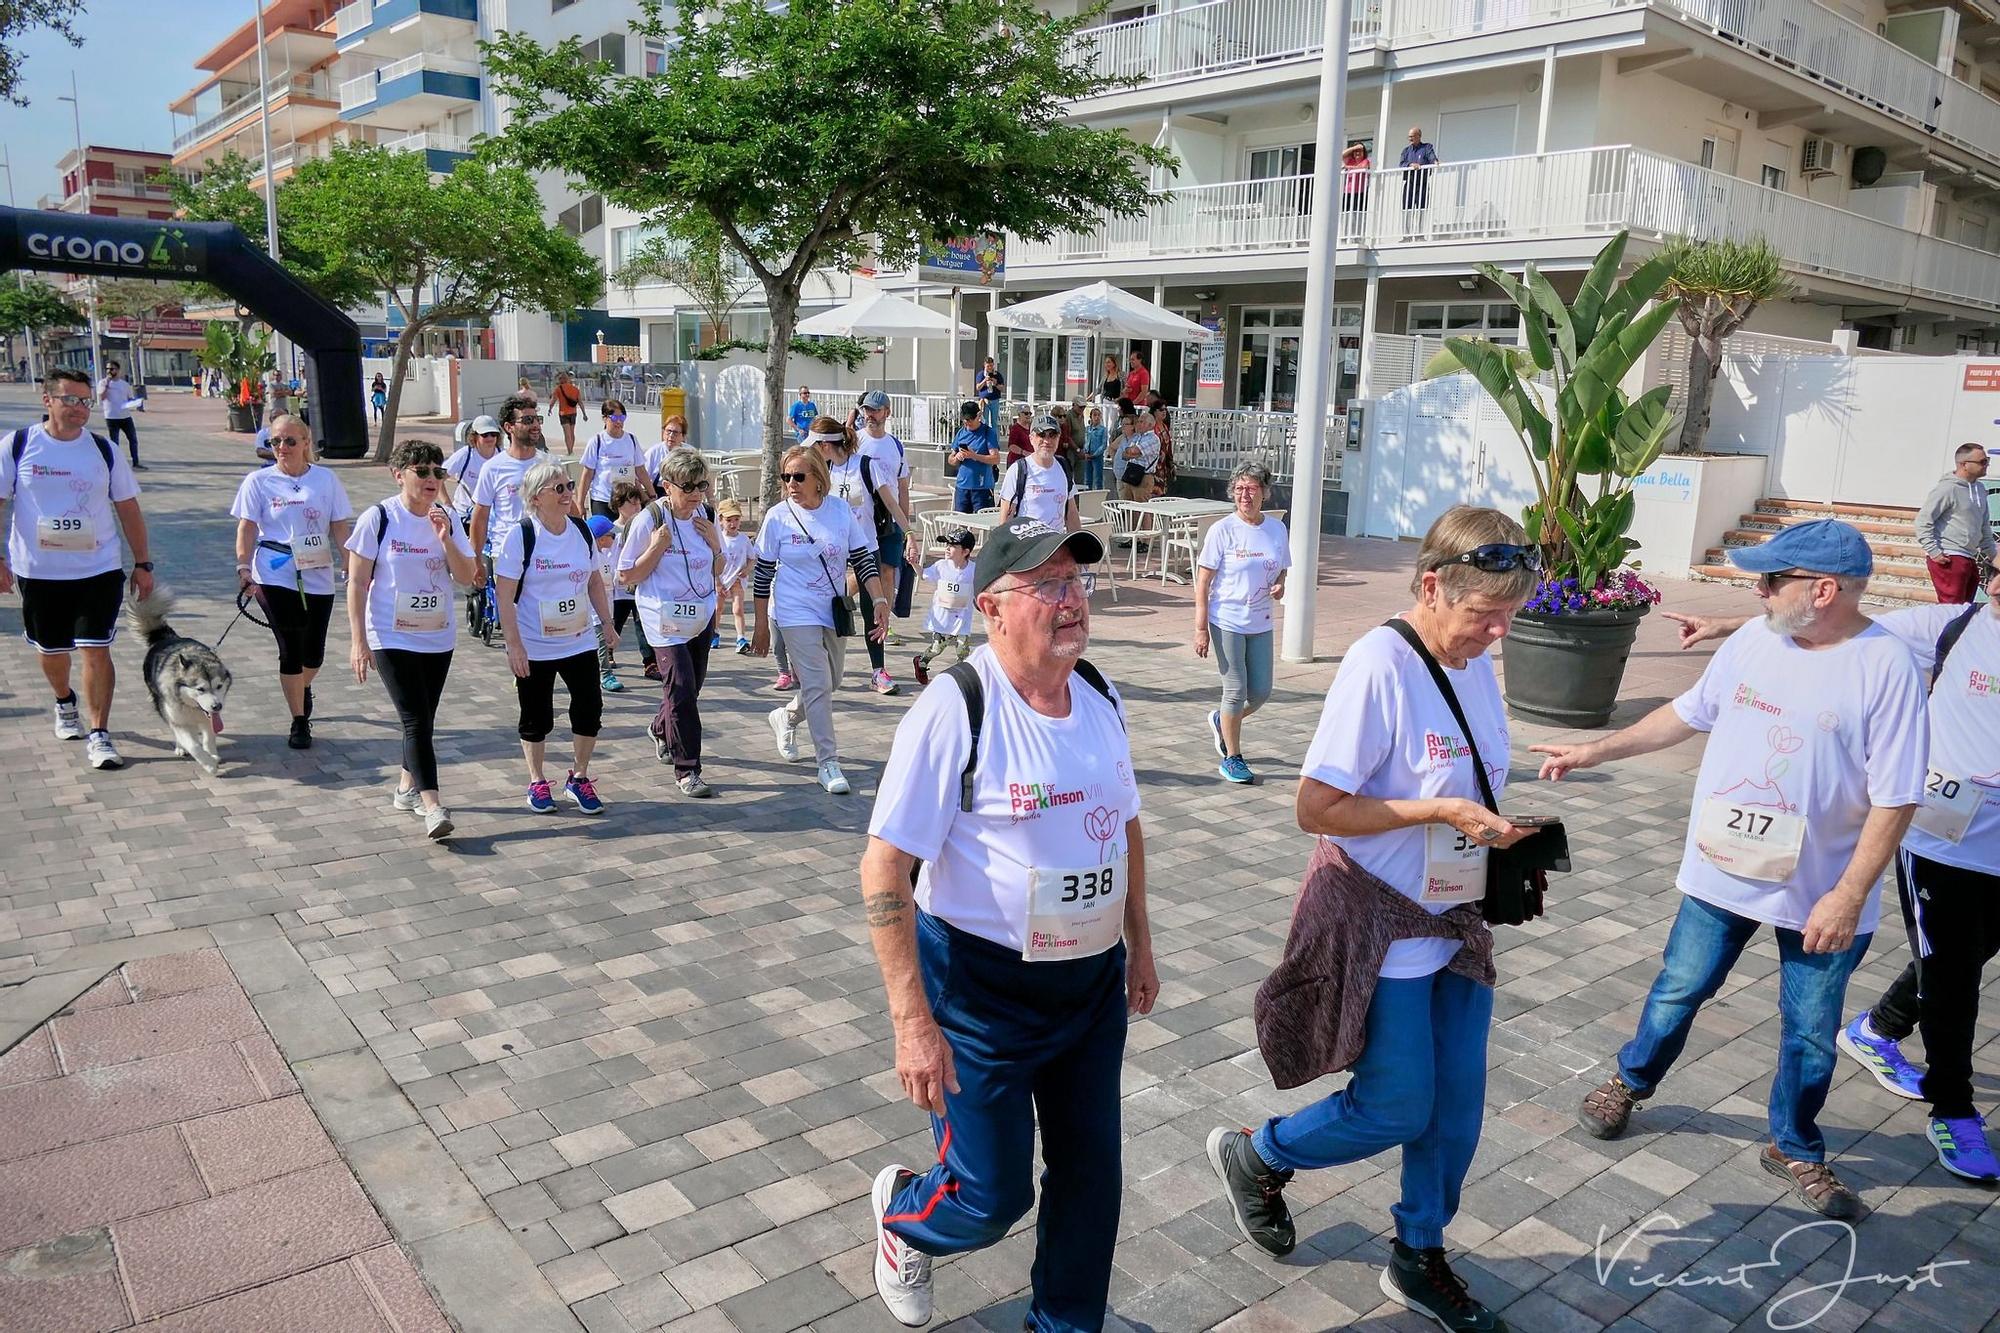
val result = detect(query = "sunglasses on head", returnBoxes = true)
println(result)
[404,464,445,479]
[1445,543,1543,573]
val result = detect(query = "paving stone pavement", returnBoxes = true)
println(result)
[1,392,1996,1333]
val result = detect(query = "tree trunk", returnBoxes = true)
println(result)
[1676,323,1718,455]
[760,283,801,506]
[373,324,425,463]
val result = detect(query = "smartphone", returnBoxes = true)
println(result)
[1505,813,1565,828]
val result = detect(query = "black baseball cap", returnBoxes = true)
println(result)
[959,400,981,417]
[944,529,976,550]
[974,517,1105,593]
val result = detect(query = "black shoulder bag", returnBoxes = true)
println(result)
[790,501,855,637]
[1383,619,1570,926]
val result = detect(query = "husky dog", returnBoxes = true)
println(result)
[127,586,233,775]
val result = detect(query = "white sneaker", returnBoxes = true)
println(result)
[768,706,801,762]
[870,1164,934,1327]
[53,697,82,741]
[85,731,123,770]
[391,786,422,812]
[423,806,455,840]
[818,760,850,795]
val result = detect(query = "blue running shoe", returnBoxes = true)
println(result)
[1837,1013,1924,1100]
[601,670,624,693]
[526,779,556,813]
[1928,1115,2000,1182]
[1219,755,1254,784]
[565,770,605,815]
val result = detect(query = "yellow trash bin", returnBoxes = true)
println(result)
[657,387,687,426]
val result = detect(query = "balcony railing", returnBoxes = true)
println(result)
[1070,0,2000,169]
[383,131,474,155]
[334,0,373,38]
[339,53,481,112]
[172,74,333,151]
[1012,146,2000,312]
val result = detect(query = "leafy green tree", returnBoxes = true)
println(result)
[156,152,377,311]
[616,224,758,352]
[1661,235,1792,454]
[485,0,1170,499]
[93,279,185,388]
[282,144,602,460]
[0,278,84,374]
[0,0,82,105]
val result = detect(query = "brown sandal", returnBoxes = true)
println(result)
[1760,1144,1862,1218]
[1578,1075,1643,1140]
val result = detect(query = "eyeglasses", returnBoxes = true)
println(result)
[1756,570,1820,591]
[1033,430,1059,438]
[475,431,501,441]
[511,414,543,425]
[779,471,810,483]
[274,435,310,446]
[404,465,446,479]
[1444,543,1543,573]
[994,573,1096,605]
[541,481,576,495]
[606,413,627,422]
[49,393,91,408]
[664,428,685,438]
[670,479,711,492]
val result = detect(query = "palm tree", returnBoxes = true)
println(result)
[1662,236,1792,453]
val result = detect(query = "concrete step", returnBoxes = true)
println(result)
[1704,547,1933,582]
[1691,562,1940,606]
[1753,498,1920,524]
[1737,512,1912,539]
[1722,528,1929,561]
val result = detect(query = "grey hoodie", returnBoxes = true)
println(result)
[1915,472,1994,562]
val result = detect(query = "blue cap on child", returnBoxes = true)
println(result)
[587,515,617,541]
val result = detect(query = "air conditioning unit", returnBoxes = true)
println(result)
[1801,138,1846,178]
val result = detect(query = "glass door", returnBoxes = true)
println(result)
[1235,306,1304,411]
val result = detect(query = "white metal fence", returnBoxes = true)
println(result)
[811,390,951,444]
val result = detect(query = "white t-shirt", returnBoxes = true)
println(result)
[229,464,354,596]
[580,431,645,503]
[1199,513,1291,636]
[859,431,909,488]
[442,444,492,524]
[870,647,1140,952]
[618,502,718,647]
[469,449,546,549]
[922,558,976,637]
[826,454,883,543]
[1671,619,1930,932]
[345,499,473,653]
[719,531,753,590]
[601,527,633,604]
[1000,457,1073,528]
[494,515,599,661]
[753,499,872,630]
[1874,604,2000,876]
[1301,624,1511,979]
[645,441,696,486]
[1,424,140,579]
[99,377,136,419]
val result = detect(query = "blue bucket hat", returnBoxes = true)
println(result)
[587,515,617,542]
[1726,518,1873,579]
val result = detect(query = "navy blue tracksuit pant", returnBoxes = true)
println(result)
[885,911,1128,1333]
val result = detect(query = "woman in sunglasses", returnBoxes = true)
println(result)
[1207,505,1540,1331]
[495,462,616,815]
[345,440,480,841]
[231,413,354,749]
[577,397,653,519]
[750,443,889,795]
[619,449,725,798]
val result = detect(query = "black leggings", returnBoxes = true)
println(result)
[105,416,137,464]
[373,649,452,792]
[516,649,602,743]
[857,578,885,672]
[1869,852,2000,1119]
[612,600,655,666]
[255,586,334,676]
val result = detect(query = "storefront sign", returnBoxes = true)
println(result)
[1631,463,1696,504]
[1964,363,2000,391]
[1066,336,1088,386]
[1198,317,1225,389]
[917,233,1005,288]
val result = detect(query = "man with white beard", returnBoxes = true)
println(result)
[1532,521,1929,1218]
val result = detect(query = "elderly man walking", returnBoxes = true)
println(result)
[858,518,1159,1331]
[1915,443,1992,604]
[1534,521,1929,1218]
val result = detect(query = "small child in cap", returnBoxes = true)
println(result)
[716,498,754,652]
[912,530,978,686]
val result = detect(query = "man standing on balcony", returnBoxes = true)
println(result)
[1915,443,1992,604]
[1399,127,1439,235]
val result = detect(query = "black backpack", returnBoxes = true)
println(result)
[1009,456,1071,511]
[858,453,899,534]
[1931,603,1981,689]
[10,427,115,475]
[511,514,594,603]
[938,658,1119,813]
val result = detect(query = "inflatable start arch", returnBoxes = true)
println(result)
[1,207,366,458]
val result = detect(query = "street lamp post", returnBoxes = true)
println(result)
[0,147,40,382]
[56,73,105,383]
[1280,0,1355,664]
[252,0,291,391]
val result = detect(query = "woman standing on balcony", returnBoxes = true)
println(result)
[1342,142,1371,216]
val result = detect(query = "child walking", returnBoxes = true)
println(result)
[598,482,656,682]
[716,499,754,652]
[910,529,977,686]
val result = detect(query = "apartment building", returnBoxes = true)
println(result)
[987,0,2000,412]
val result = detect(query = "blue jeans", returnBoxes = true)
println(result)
[1618,894,1871,1162]
[885,913,1127,1333]
[954,487,993,514]
[1082,455,1105,491]
[1253,968,1492,1249]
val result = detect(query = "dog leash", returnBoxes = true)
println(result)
[214,586,270,649]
